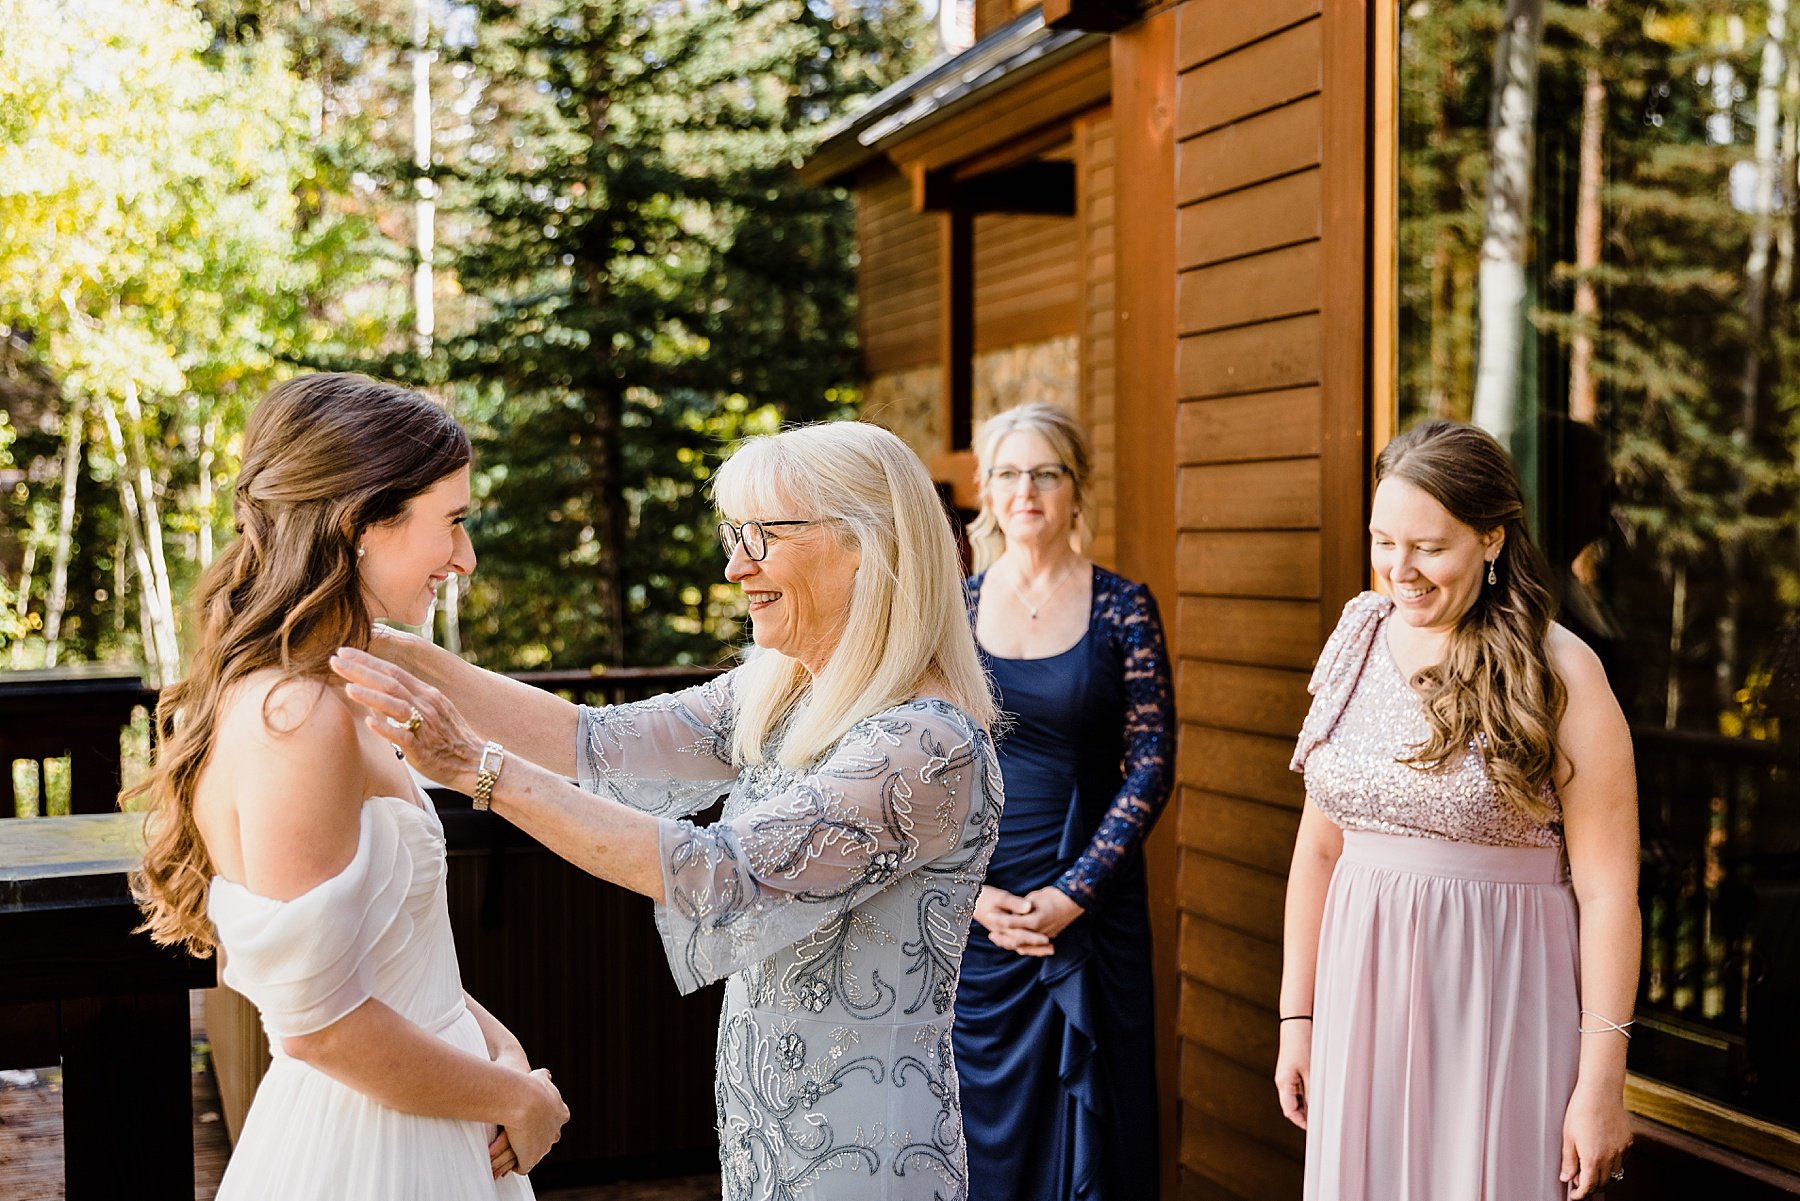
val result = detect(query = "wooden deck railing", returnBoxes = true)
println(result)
[1,659,729,1191]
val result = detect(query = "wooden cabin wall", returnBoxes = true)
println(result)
[853,161,1092,491]
[1076,109,1117,565]
[973,214,1081,354]
[1166,0,1366,1196]
[856,165,939,377]
[974,0,1023,42]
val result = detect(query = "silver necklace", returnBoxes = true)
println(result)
[1005,558,1080,620]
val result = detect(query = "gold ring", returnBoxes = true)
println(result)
[404,707,423,733]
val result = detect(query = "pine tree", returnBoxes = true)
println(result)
[442,0,925,668]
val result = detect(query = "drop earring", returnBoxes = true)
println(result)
[1486,560,1497,586]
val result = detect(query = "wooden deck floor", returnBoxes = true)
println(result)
[0,991,719,1200]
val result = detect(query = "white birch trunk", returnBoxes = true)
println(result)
[198,410,218,569]
[1569,0,1607,424]
[412,0,436,363]
[11,528,37,668]
[1722,0,1791,709]
[41,394,85,668]
[100,394,179,682]
[1471,0,1547,443]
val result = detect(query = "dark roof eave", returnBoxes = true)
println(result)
[799,15,1105,188]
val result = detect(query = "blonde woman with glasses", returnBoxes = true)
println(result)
[952,402,1175,1201]
[334,421,1003,1201]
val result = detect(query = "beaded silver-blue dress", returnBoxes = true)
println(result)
[576,672,1002,1201]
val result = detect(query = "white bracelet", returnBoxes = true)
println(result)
[1578,1009,1635,1039]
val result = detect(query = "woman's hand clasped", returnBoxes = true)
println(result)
[973,884,1084,957]
[1560,1084,1632,1198]
[330,647,486,794]
[1273,1018,1312,1131]
[505,1067,569,1177]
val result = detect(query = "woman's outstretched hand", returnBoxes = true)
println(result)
[330,646,485,793]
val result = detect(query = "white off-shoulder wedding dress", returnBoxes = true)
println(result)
[207,792,534,1201]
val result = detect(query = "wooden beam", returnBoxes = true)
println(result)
[1111,13,1180,1201]
[1319,0,1372,634]
[939,205,975,453]
[1043,0,1144,33]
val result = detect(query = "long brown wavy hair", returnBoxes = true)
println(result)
[130,374,471,955]
[1378,420,1567,821]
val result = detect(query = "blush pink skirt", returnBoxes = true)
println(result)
[1305,831,1581,1201]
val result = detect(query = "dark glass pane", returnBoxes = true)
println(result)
[1397,0,1800,1129]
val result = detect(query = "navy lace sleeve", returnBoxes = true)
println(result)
[1055,576,1176,907]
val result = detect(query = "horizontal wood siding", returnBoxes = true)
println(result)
[856,165,939,374]
[1078,109,1118,564]
[1172,2,1339,1195]
[974,213,1082,352]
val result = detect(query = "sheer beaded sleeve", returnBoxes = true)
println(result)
[575,669,741,818]
[652,700,999,997]
[1054,576,1175,908]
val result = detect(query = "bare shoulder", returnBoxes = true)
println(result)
[208,671,369,899]
[1545,622,1612,702]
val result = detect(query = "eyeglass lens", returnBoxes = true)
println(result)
[719,521,769,560]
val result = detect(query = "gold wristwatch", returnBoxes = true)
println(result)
[472,740,505,811]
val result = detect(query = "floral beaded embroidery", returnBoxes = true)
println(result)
[576,683,1000,1200]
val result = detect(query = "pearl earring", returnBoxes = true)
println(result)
[357,546,366,560]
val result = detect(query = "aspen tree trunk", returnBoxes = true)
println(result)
[1720,0,1790,711]
[197,410,218,569]
[100,392,179,682]
[1471,0,1546,443]
[1569,0,1607,424]
[11,530,37,668]
[413,0,461,654]
[41,394,84,668]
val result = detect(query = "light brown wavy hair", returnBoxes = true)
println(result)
[1378,419,1567,821]
[129,374,471,955]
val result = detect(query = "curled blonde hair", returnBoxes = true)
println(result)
[1378,420,1567,821]
[130,374,471,955]
[967,402,1093,573]
[712,421,997,768]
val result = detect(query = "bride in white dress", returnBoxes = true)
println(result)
[130,374,568,1200]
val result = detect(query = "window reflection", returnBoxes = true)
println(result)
[1398,0,1800,1129]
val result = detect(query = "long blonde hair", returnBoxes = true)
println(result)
[1378,420,1567,820]
[966,402,1094,573]
[712,421,996,768]
[131,374,472,955]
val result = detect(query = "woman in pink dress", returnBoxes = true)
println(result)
[1274,420,1639,1200]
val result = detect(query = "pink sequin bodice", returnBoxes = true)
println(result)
[1291,592,1563,849]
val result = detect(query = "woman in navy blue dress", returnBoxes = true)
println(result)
[955,403,1175,1201]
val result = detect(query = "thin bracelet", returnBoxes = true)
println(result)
[1280,1015,1313,1023]
[1578,1009,1634,1039]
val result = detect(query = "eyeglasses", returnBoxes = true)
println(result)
[986,465,1071,493]
[718,519,822,562]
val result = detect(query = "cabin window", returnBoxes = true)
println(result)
[1393,0,1800,1160]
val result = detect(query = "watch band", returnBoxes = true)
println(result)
[473,740,505,811]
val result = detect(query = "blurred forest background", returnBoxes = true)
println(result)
[0,0,929,683]
[1397,0,1799,739]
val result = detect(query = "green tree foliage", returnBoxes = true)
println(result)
[1398,0,1799,730]
[438,0,925,668]
[0,0,339,676]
